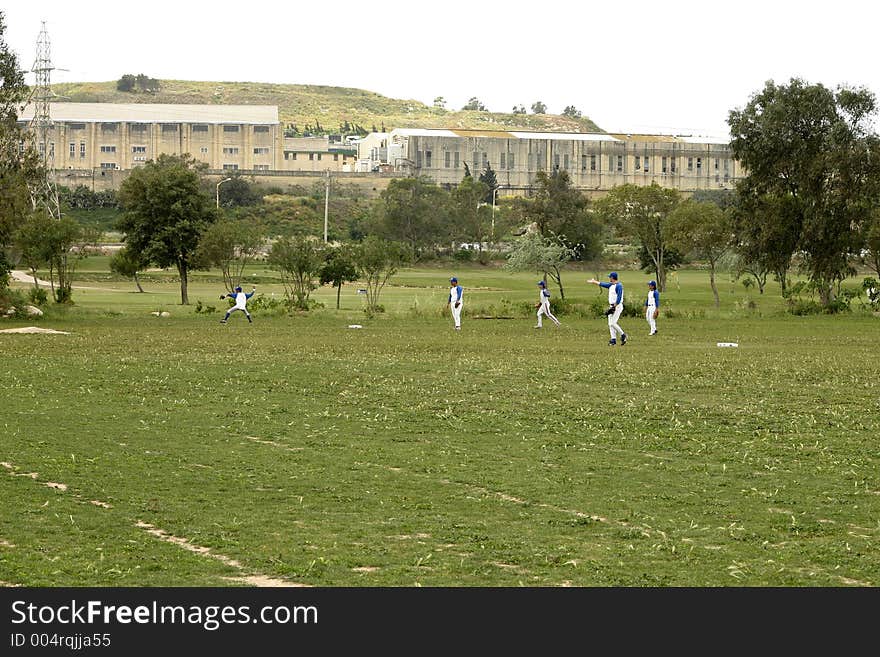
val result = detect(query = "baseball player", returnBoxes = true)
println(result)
[587,272,627,346]
[645,280,660,335]
[534,280,561,328]
[220,285,256,324]
[448,276,463,330]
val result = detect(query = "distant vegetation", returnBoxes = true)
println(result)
[50,80,604,135]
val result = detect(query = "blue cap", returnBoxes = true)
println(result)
[450,277,457,283]
[537,280,546,286]
[235,286,242,292]
[608,272,618,280]
[648,280,656,287]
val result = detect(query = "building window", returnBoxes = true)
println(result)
[309,153,315,161]
[643,156,649,173]
[333,153,339,161]
[69,122,86,130]
[617,155,623,172]
[254,164,269,170]
[481,152,488,169]
[222,164,239,170]
[472,151,479,171]
[223,125,240,133]
[80,143,86,158]
[49,142,54,157]
[131,146,147,154]
[161,124,178,133]
[130,123,148,133]
[133,156,146,163]
[508,153,514,169]
[696,157,702,173]
[253,147,270,155]
[100,162,116,169]
[200,147,209,154]
[254,126,270,133]
[671,158,676,173]
[222,147,240,155]
[101,123,118,132]
[100,145,116,153]
[317,153,322,161]
[687,157,693,172]
[454,152,460,168]
[425,150,432,167]
[69,142,75,158]
[500,153,506,170]
[635,156,641,171]
[715,158,720,170]
[590,154,597,171]
[662,156,667,173]
[445,151,451,168]
[563,154,569,170]
[192,124,209,133]
[285,152,297,160]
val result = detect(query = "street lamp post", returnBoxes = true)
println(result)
[216,177,232,209]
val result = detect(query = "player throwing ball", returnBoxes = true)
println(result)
[220,285,256,324]
[587,272,627,346]
[534,280,561,328]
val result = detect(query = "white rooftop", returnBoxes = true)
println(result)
[17,103,279,124]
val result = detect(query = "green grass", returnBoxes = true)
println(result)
[1,263,878,586]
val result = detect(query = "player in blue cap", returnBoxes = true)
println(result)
[448,276,463,330]
[534,280,561,328]
[645,280,660,335]
[220,284,256,324]
[587,272,627,345]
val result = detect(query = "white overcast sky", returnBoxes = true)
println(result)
[4,0,879,139]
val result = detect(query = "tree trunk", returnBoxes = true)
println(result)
[710,264,720,308]
[178,261,189,305]
[336,283,342,309]
[552,268,565,300]
[133,271,144,293]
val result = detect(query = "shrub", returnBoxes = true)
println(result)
[28,287,49,306]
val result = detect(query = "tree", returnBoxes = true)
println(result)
[478,164,498,204]
[354,236,407,315]
[117,153,217,304]
[668,200,732,307]
[433,96,446,109]
[504,232,577,300]
[195,219,264,292]
[512,105,526,115]
[116,74,136,92]
[863,209,880,279]
[728,78,880,307]
[375,176,450,260]
[450,175,490,252]
[217,173,262,208]
[593,183,681,291]
[109,245,148,293]
[462,97,487,111]
[0,11,40,289]
[562,105,582,119]
[268,235,325,310]
[531,101,547,114]
[319,244,359,310]
[512,170,602,261]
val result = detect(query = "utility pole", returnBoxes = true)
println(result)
[323,169,330,243]
[28,22,62,221]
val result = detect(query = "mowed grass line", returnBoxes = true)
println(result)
[2,281,879,586]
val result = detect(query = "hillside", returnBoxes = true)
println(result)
[49,80,604,134]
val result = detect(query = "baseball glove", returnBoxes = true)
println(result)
[219,294,226,300]
[604,305,616,316]
[652,309,659,319]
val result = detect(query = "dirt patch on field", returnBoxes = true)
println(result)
[0,539,15,548]
[135,521,306,587]
[0,326,70,335]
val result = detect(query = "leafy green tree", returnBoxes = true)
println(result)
[375,176,450,260]
[354,236,407,315]
[433,97,446,109]
[512,105,526,115]
[319,244,359,309]
[462,97,487,111]
[729,78,880,307]
[478,164,498,204]
[531,101,547,114]
[116,74,136,92]
[117,154,217,304]
[13,213,54,291]
[0,11,40,288]
[217,173,262,208]
[668,200,732,307]
[269,235,325,310]
[863,209,880,279]
[450,175,490,251]
[562,105,582,119]
[593,183,681,291]
[195,219,264,292]
[109,245,149,293]
[731,191,800,294]
[504,231,577,299]
[512,170,601,261]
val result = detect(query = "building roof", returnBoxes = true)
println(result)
[391,127,620,142]
[17,103,279,124]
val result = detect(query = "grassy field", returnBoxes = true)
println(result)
[1,261,878,587]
